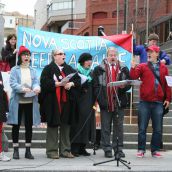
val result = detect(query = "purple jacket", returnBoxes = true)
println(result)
[133,42,171,65]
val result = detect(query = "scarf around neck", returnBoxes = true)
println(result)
[104,59,120,112]
[77,63,92,82]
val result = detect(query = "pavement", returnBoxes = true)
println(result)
[0,149,172,172]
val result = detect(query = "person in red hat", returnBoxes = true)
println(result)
[130,45,171,158]
[133,33,171,65]
[7,45,41,160]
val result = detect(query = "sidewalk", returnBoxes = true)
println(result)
[0,149,172,172]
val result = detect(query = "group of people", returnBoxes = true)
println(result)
[0,32,171,162]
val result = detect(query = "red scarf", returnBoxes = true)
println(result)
[55,71,67,114]
[104,59,119,112]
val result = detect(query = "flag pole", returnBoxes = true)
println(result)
[129,23,134,124]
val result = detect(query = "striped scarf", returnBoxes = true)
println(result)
[104,59,119,112]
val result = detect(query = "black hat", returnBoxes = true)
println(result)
[78,53,92,65]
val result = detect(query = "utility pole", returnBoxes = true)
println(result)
[124,0,128,32]
[71,0,74,35]
[116,0,119,34]
[146,0,149,42]
[135,0,138,31]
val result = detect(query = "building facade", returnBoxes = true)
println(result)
[0,1,4,51]
[74,0,172,40]
[3,12,34,44]
[35,0,172,44]
[34,0,48,30]
[34,0,86,33]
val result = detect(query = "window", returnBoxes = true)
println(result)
[112,10,124,18]
[93,12,107,19]
[10,19,13,24]
[51,1,75,10]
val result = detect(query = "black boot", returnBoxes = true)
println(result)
[25,147,34,159]
[13,147,19,159]
[79,144,90,156]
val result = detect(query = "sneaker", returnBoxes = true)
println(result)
[136,150,144,158]
[152,151,162,158]
[0,152,11,161]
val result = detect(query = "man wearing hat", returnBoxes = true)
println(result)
[93,47,131,158]
[133,33,171,65]
[130,45,171,158]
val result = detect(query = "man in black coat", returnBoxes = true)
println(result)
[93,47,131,158]
[39,48,80,159]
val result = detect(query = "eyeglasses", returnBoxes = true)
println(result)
[55,53,66,56]
[21,54,30,57]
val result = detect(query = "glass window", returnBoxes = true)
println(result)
[64,2,69,9]
[10,19,13,24]
[58,2,63,9]
[50,1,75,10]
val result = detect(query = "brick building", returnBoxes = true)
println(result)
[68,0,172,44]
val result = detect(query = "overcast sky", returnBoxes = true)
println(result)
[2,0,37,16]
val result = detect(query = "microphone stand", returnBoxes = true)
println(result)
[93,83,131,169]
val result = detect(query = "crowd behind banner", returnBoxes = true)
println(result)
[0,28,171,162]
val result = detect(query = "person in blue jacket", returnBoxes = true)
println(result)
[133,33,171,65]
[7,46,41,160]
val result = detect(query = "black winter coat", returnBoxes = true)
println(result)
[93,62,131,110]
[1,45,16,69]
[0,72,8,122]
[39,62,81,127]
[70,79,96,144]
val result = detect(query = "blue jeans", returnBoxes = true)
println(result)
[138,101,163,152]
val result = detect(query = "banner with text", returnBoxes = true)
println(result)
[17,26,132,76]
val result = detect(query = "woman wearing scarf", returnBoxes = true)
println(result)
[71,53,95,156]
[39,48,81,159]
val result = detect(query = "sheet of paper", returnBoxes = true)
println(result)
[61,73,76,85]
[165,76,172,87]
[1,72,12,98]
[108,80,142,87]
[24,92,36,98]
[78,73,88,84]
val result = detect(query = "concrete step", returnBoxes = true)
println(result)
[124,124,172,133]
[123,141,172,149]
[124,133,172,142]
[124,116,172,125]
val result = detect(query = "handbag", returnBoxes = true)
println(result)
[0,60,10,72]
[147,62,169,115]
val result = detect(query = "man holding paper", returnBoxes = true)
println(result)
[39,48,80,159]
[93,47,130,158]
[130,45,171,158]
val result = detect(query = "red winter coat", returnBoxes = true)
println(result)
[130,63,171,102]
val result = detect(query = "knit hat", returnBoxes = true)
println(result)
[146,45,160,53]
[148,33,159,41]
[78,53,92,65]
[18,45,31,57]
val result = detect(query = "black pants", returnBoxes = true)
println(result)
[12,103,33,144]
